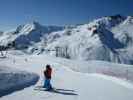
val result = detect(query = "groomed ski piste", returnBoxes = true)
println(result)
[0,51,133,100]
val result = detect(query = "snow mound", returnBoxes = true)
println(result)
[0,66,39,97]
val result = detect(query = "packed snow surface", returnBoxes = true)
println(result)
[0,52,133,100]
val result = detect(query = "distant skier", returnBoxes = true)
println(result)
[43,64,53,90]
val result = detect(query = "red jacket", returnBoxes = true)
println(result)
[44,67,52,79]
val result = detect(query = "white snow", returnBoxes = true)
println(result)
[44,15,133,64]
[0,53,133,100]
[0,15,133,64]
[0,21,64,48]
[0,65,39,97]
[0,15,133,100]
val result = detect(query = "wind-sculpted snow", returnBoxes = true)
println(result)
[0,66,39,97]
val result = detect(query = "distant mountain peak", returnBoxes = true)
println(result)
[1,15,133,65]
[90,14,126,29]
[122,16,133,25]
[108,14,125,19]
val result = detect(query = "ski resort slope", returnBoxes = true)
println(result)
[0,54,133,100]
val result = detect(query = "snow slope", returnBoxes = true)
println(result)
[0,66,39,97]
[0,54,133,100]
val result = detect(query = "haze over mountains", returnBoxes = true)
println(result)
[0,15,133,64]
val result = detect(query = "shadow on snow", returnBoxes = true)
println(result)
[34,86,78,96]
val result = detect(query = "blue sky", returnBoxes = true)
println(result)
[0,0,133,31]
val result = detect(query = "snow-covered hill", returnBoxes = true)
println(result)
[1,15,133,64]
[0,54,133,100]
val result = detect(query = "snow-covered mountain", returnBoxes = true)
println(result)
[0,21,64,49]
[1,15,133,64]
[44,15,133,64]
[0,15,133,98]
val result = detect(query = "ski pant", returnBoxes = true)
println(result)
[43,78,52,89]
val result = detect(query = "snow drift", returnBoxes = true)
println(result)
[0,66,39,97]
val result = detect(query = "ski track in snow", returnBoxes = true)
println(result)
[0,54,133,100]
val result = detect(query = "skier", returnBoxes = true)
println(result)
[43,64,53,90]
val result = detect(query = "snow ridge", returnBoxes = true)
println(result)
[1,15,133,64]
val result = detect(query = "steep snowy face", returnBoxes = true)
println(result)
[91,14,126,29]
[45,15,133,64]
[0,21,64,49]
[112,16,133,46]
[14,21,65,49]
[45,15,125,45]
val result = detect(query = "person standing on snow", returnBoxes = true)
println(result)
[43,64,53,90]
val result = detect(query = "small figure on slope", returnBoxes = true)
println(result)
[43,64,53,91]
